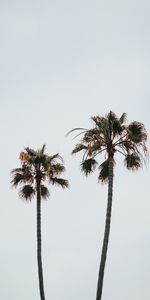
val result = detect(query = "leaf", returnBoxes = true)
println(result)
[72,144,87,154]
[81,158,98,176]
[51,163,66,174]
[19,185,35,201]
[50,177,69,188]
[128,121,147,143]
[124,153,142,170]
[98,159,109,184]
[40,185,50,199]
[66,128,87,137]
[82,128,100,143]
[11,173,24,187]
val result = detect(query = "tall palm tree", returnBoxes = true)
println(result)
[68,111,148,300]
[11,145,69,300]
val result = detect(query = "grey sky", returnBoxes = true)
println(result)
[0,0,150,299]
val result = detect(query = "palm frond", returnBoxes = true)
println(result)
[98,159,109,183]
[34,154,46,165]
[66,127,87,137]
[72,143,87,154]
[88,141,103,156]
[19,152,31,164]
[81,158,98,176]
[124,153,142,170]
[19,185,35,201]
[11,173,24,187]
[82,128,100,143]
[48,153,64,164]
[25,147,36,156]
[50,177,69,188]
[119,112,127,124]
[91,116,105,128]
[51,163,66,175]
[11,166,33,187]
[40,185,50,200]
[119,140,136,154]
[11,167,24,174]
[128,121,147,143]
[108,111,124,137]
[41,144,46,154]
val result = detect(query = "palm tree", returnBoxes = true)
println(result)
[11,145,69,300]
[68,111,148,300]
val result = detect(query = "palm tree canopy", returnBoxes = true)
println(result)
[69,111,148,183]
[11,144,69,201]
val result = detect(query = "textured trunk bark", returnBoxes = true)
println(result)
[37,183,46,300]
[96,157,114,300]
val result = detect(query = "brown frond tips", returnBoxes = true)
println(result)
[40,185,50,200]
[11,172,24,187]
[81,158,98,176]
[51,177,69,189]
[51,163,66,174]
[98,159,109,184]
[72,144,87,154]
[119,112,127,124]
[127,122,147,143]
[19,185,35,201]
[124,153,142,170]
[25,147,36,156]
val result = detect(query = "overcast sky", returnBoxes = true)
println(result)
[0,0,150,299]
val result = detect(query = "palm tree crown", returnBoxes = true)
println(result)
[11,144,69,199]
[69,111,148,180]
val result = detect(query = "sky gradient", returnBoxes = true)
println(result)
[0,0,150,299]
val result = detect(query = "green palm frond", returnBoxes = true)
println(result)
[11,166,33,187]
[81,158,98,176]
[82,128,100,143]
[107,111,124,137]
[100,118,109,139]
[66,127,87,137]
[34,154,45,165]
[19,185,35,201]
[120,140,136,153]
[128,121,147,143]
[72,143,88,154]
[51,163,66,174]
[88,141,104,156]
[40,185,50,199]
[11,167,24,173]
[11,173,24,187]
[41,144,46,154]
[91,116,106,128]
[48,153,64,164]
[40,154,57,169]
[51,177,69,188]
[124,153,142,170]
[98,159,109,183]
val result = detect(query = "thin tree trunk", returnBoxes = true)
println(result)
[96,157,114,300]
[37,183,46,300]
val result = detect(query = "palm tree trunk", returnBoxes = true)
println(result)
[37,183,46,300]
[96,157,114,300]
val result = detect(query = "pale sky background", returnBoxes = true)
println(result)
[0,0,150,299]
